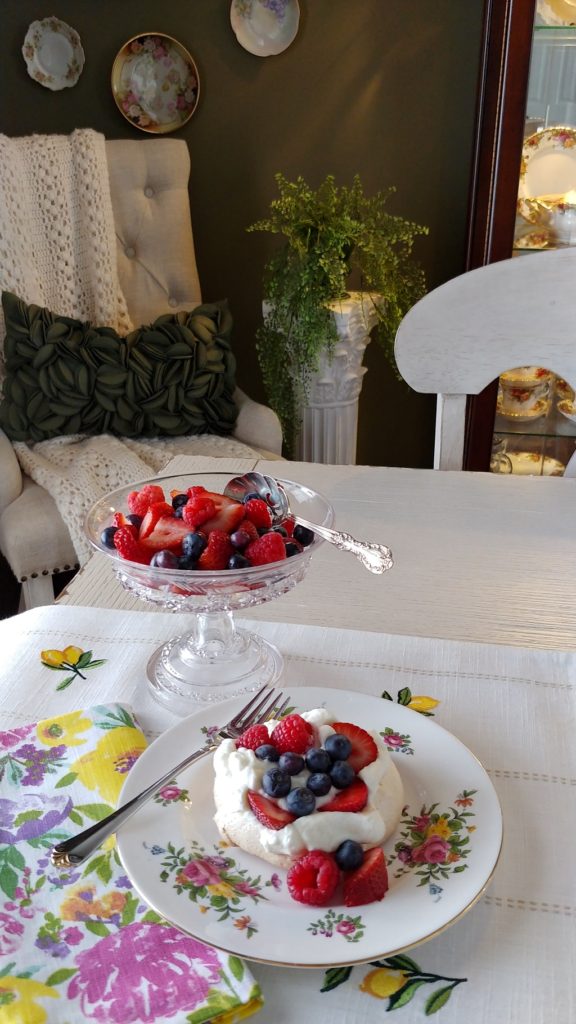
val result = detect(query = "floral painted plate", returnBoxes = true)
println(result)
[501,452,566,476]
[558,398,576,422]
[22,17,85,91]
[117,686,502,967]
[111,33,199,134]
[537,0,576,26]
[230,0,300,56]
[517,126,576,222]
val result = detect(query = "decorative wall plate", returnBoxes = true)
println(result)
[230,0,300,56]
[22,17,85,91]
[518,127,576,221]
[111,33,199,134]
[117,686,502,968]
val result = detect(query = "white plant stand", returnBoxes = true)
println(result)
[295,292,381,464]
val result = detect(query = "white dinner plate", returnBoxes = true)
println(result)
[230,0,300,56]
[117,686,502,967]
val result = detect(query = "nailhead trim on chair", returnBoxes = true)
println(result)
[20,564,79,582]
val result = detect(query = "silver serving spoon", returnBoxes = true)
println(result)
[224,472,393,575]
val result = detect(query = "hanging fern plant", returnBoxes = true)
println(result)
[248,173,428,455]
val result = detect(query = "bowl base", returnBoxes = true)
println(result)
[146,627,284,710]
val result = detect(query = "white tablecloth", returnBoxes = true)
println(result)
[1,605,574,1023]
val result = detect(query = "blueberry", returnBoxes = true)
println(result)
[182,532,207,560]
[127,513,142,528]
[228,553,250,570]
[243,491,261,503]
[307,772,332,796]
[230,529,252,550]
[285,541,302,558]
[305,747,331,773]
[286,787,316,816]
[255,744,280,762]
[324,733,352,762]
[172,493,189,511]
[272,525,288,537]
[293,524,314,547]
[335,839,364,871]
[278,752,304,775]
[100,526,118,549]
[174,506,184,519]
[262,769,291,798]
[178,555,198,570]
[330,760,356,789]
[150,549,179,569]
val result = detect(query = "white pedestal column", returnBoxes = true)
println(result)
[295,292,381,465]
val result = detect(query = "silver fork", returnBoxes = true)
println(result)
[50,686,290,869]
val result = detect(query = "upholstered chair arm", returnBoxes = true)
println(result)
[0,430,22,513]
[232,388,283,455]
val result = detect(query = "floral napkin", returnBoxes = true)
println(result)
[0,703,263,1024]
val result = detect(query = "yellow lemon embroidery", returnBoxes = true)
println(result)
[360,968,406,999]
[36,710,92,747]
[0,977,58,1024]
[407,695,439,713]
[70,726,146,802]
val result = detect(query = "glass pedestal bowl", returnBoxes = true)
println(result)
[84,471,334,712]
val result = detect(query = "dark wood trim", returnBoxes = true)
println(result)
[463,0,537,471]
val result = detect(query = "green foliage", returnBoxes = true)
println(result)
[248,172,428,452]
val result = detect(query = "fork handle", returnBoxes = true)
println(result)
[51,742,218,867]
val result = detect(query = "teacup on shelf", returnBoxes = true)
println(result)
[498,366,552,420]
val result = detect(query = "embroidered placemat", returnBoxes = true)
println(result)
[0,701,262,1023]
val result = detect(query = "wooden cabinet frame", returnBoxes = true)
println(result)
[463,0,537,470]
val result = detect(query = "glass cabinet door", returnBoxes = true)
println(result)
[489,6,576,478]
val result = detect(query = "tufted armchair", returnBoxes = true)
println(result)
[0,138,282,610]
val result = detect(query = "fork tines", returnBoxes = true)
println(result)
[234,686,290,730]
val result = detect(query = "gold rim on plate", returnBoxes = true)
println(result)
[111,32,200,135]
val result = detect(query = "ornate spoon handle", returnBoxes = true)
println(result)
[294,516,393,574]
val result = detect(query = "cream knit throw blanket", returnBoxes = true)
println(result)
[0,130,258,565]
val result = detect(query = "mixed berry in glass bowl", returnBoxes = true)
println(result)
[84,472,334,711]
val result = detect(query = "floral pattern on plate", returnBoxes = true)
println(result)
[117,686,502,968]
[111,34,199,134]
[390,790,477,898]
[517,126,576,222]
[230,0,300,56]
[22,17,84,91]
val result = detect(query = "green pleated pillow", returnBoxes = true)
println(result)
[0,291,238,442]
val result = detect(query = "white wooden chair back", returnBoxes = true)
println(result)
[394,247,576,469]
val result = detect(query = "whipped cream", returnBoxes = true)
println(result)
[213,707,404,862]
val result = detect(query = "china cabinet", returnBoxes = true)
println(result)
[464,0,576,474]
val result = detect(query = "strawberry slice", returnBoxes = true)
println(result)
[139,501,174,539]
[330,722,378,773]
[200,492,246,536]
[318,778,368,813]
[343,847,389,907]
[140,515,190,554]
[247,791,296,830]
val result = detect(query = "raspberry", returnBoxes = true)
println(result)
[270,714,314,755]
[187,485,207,497]
[127,484,166,518]
[236,724,270,750]
[113,526,150,564]
[197,530,234,570]
[287,850,340,906]
[182,496,217,529]
[236,519,259,543]
[243,498,272,529]
[245,532,287,567]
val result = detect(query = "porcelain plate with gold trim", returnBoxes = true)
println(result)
[111,33,199,134]
[117,686,502,967]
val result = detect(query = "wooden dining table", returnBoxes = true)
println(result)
[1,455,575,1023]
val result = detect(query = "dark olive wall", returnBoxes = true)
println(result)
[0,0,485,467]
